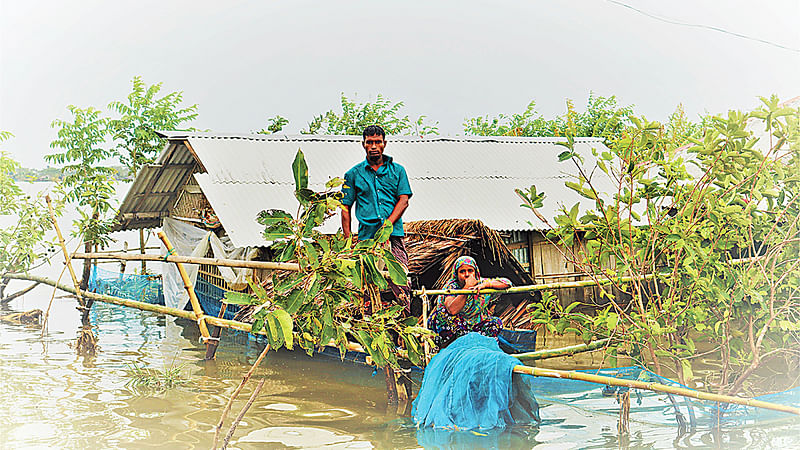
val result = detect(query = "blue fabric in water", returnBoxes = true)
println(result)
[412,332,540,430]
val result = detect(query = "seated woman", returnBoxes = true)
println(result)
[427,256,511,348]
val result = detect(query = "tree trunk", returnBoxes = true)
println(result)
[80,241,93,323]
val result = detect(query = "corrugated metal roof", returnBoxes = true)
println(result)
[112,141,199,231]
[172,133,611,248]
[117,132,612,246]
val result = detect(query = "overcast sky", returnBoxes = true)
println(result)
[1,0,798,168]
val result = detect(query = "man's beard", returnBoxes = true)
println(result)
[367,154,382,164]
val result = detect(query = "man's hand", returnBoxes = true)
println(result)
[340,205,352,239]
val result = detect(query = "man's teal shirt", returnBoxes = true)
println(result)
[342,155,412,240]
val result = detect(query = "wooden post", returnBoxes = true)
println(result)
[139,229,147,274]
[119,241,128,277]
[384,366,399,408]
[156,231,211,347]
[204,303,227,360]
[45,195,85,310]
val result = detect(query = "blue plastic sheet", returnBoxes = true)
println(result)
[412,332,540,430]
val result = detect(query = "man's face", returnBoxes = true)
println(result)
[363,134,386,164]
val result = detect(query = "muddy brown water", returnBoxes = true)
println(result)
[3,284,800,449]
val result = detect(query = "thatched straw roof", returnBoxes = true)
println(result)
[405,219,537,322]
[406,218,532,288]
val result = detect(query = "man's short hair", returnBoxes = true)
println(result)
[362,125,386,140]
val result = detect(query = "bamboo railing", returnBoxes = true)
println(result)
[72,252,302,271]
[512,365,800,416]
[512,338,611,363]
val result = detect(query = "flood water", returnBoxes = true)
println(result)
[3,286,800,449]
[2,182,800,448]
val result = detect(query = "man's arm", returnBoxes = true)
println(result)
[386,194,410,225]
[341,170,356,239]
[341,205,352,239]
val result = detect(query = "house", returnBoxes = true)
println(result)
[113,132,613,313]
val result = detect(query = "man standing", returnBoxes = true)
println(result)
[341,125,412,308]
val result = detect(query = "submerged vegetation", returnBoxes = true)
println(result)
[125,362,189,393]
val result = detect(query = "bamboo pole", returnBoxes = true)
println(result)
[512,365,800,416]
[421,288,430,365]
[414,257,760,297]
[70,252,393,280]
[71,251,302,271]
[139,229,146,274]
[156,232,211,343]
[413,275,654,297]
[6,272,197,320]
[45,195,84,309]
[512,338,611,363]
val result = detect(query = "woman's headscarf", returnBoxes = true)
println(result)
[445,255,482,289]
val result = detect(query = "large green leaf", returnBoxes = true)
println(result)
[320,306,336,347]
[275,272,305,294]
[373,219,393,243]
[223,291,261,306]
[363,254,388,290]
[292,149,308,191]
[279,290,304,315]
[381,249,408,286]
[272,308,294,350]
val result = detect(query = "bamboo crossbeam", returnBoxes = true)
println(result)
[512,365,800,416]
[70,252,394,280]
[414,257,759,296]
[412,274,652,296]
[5,272,197,320]
[71,252,302,271]
[512,338,611,363]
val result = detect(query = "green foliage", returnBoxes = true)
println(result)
[463,93,634,144]
[0,136,54,275]
[46,105,117,248]
[303,93,439,136]
[521,95,800,395]
[125,362,189,393]
[108,76,198,178]
[247,149,432,367]
[258,115,289,134]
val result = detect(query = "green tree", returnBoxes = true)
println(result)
[520,96,800,396]
[464,93,634,143]
[303,93,439,136]
[257,115,289,134]
[0,132,54,297]
[46,106,117,295]
[108,76,198,178]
